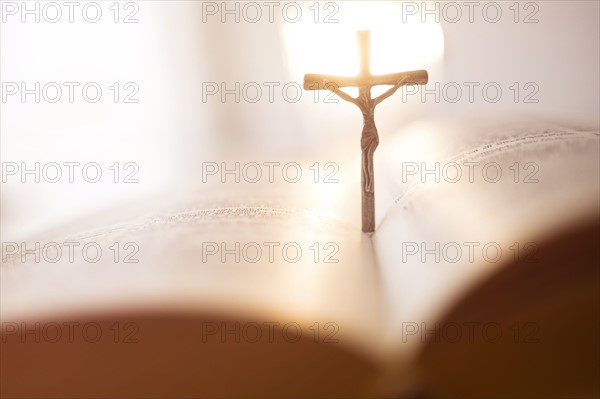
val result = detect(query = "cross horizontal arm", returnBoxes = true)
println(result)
[369,70,428,87]
[304,69,428,91]
[304,74,360,90]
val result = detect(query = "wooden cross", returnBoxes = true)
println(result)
[304,30,428,233]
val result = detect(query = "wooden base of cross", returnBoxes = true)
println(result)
[304,30,428,233]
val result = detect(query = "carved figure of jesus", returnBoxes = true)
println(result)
[304,31,428,232]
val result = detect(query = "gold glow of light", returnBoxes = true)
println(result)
[282,1,444,80]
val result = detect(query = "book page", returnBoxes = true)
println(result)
[373,118,599,359]
[1,157,391,362]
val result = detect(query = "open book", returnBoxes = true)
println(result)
[2,118,598,398]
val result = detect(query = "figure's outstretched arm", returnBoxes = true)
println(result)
[326,84,359,106]
[373,78,408,105]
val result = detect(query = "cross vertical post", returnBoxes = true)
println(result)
[357,30,371,77]
[304,31,428,232]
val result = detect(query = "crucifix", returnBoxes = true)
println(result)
[304,30,428,233]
